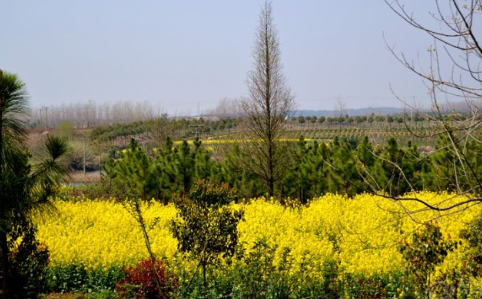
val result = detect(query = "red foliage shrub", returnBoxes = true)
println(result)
[115,259,177,299]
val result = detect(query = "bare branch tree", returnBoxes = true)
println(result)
[239,0,295,197]
[375,0,482,212]
[207,97,241,119]
[335,96,347,131]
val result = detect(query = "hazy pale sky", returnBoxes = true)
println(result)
[2,1,441,115]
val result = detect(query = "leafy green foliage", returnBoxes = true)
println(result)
[95,129,482,203]
[55,121,75,140]
[103,138,169,297]
[89,118,240,144]
[355,136,387,191]
[280,135,436,200]
[104,139,161,202]
[1,69,70,299]
[8,217,50,299]
[170,180,244,287]
[215,143,266,199]
[325,137,362,196]
[104,137,215,204]
[461,212,482,277]
[282,136,326,203]
[46,265,124,293]
[429,133,482,194]
[399,221,456,297]
[90,122,149,142]
[381,137,418,196]
[64,140,97,171]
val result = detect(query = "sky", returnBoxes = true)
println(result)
[2,1,443,116]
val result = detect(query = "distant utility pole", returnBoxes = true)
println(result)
[41,106,49,129]
[38,108,42,129]
[83,137,86,177]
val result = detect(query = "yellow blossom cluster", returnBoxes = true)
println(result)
[35,192,482,278]
[35,200,178,270]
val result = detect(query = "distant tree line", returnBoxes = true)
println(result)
[29,100,163,129]
[30,98,473,133]
[29,99,245,131]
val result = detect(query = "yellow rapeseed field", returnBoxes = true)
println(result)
[35,192,482,278]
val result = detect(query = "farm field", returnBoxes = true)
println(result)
[36,192,482,298]
[3,0,482,298]
[20,112,480,298]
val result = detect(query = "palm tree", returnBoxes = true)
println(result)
[0,70,68,298]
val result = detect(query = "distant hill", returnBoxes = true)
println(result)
[293,107,406,117]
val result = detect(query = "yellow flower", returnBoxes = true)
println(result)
[35,192,482,281]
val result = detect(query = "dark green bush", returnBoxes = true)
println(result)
[8,221,50,299]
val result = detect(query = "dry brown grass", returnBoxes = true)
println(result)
[68,171,101,184]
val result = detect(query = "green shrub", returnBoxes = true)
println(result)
[47,265,124,293]
[399,221,455,297]
[171,180,244,289]
[8,220,50,299]
[67,140,98,171]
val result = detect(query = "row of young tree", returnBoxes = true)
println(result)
[101,130,481,205]
[89,117,240,143]
[293,113,444,128]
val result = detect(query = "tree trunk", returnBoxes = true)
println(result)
[135,202,166,299]
[1,231,8,299]
[0,84,7,299]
